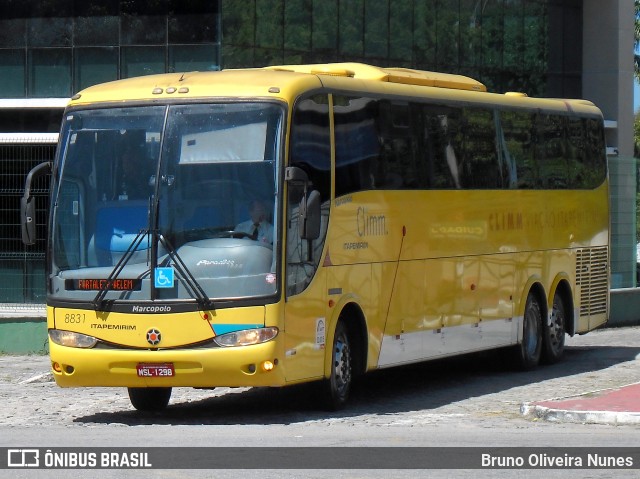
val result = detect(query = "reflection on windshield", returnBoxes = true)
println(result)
[51,103,283,305]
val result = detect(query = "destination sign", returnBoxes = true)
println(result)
[65,279,142,291]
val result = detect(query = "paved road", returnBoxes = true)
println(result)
[1,326,639,478]
[2,326,640,429]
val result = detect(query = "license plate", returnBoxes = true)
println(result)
[136,363,175,378]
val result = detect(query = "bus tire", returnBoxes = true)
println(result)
[513,293,543,370]
[128,387,172,412]
[322,321,353,410]
[542,293,566,364]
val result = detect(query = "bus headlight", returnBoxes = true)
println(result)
[49,329,98,349]
[213,327,278,347]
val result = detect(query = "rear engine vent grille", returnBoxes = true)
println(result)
[576,247,608,316]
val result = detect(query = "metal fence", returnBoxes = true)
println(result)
[0,141,54,304]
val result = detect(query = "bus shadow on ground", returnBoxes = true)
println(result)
[75,343,640,426]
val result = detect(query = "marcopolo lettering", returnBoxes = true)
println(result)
[132,305,172,313]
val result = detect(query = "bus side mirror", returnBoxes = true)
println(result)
[21,161,51,245]
[284,166,308,183]
[21,196,37,245]
[299,189,321,240]
[285,166,321,240]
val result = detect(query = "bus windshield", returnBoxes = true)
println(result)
[50,102,283,305]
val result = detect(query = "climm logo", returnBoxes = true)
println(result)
[488,211,523,231]
[357,207,388,237]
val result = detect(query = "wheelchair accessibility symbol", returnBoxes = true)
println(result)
[154,267,174,288]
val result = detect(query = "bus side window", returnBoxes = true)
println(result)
[501,110,536,189]
[422,106,463,189]
[334,96,381,196]
[458,107,500,189]
[583,117,607,188]
[376,101,418,189]
[536,113,568,189]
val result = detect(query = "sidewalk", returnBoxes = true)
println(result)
[521,383,640,425]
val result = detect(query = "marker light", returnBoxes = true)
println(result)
[49,329,98,349]
[213,327,278,347]
[262,361,274,371]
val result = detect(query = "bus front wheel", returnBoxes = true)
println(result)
[322,321,353,410]
[128,387,172,412]
[513,294,543,370]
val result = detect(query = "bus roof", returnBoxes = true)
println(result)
[264,62,487,91]
[68,69,323,106]
[68,63,601,117]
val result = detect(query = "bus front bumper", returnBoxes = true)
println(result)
[48,340,286,388]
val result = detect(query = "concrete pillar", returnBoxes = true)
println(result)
[583,0,636,290]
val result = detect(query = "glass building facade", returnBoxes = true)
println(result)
[0,0,222,305]
[222,0,582,99]
[0,0,631,309]
[0,0,221,98]
[0,0,580,99]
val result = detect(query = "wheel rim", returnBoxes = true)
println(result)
[548,299,565,352]
[524,300,540,358]
[333,331,352,398]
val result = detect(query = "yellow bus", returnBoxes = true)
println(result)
[21,63,609,412]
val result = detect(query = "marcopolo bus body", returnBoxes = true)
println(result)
[21,63,609,411]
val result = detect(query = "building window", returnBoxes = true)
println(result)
[28,17,72,48]
[75,16,120,47]
[121,15,167,45]
[74,48,119,92]
[169,14,219,43]
[121,46,165,78]
[169,45,220,72]
[28,49,72,98]
[0,50,26,98]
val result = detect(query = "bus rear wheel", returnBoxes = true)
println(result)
[513,294,542,370]
[128,387,172,412]
[322,321,353,410]
[542,294,566,364]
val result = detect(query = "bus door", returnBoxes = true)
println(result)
[283,94,332,382]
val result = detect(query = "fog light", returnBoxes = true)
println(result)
[262,360,274,371]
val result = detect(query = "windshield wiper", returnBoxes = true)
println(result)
[93,228,150,310]
[155,234,215,311]
[91,229,215,311]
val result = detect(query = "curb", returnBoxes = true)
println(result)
[521,402,640,425]
[521,384,640,426]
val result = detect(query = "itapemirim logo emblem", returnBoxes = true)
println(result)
[146,329,162,346]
